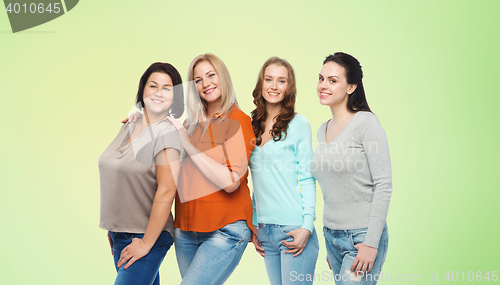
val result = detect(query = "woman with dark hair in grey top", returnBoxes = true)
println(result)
[99,62,184,285]
[310,52,392,284]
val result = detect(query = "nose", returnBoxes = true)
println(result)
[271,80,278,90]
[202,77,210,88]
[318,80,326,89]
[153,90,164,97]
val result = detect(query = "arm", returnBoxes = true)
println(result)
[252,191,258,228]
[117,148,180,269]
[282,118,317,256]
[107,231,113,255]
[251,192,265,256]
[168,117,253,193]
[351,114,392,274]
[297,119,316,233]
[361,114,392,247]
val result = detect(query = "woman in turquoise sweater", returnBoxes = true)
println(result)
[249,57,319,285]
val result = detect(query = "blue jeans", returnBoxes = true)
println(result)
[110,231,173,285]
[174,220,251,285]
[257,224,319,285]
[323,226,389,285]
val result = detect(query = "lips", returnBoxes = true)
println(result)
[319,92,331,98]
[204,87,216,94]
[267,92,280,97]
[150,98,164,104]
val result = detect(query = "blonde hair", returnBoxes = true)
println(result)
[186,53,238,134]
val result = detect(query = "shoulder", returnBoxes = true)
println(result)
[290,113,311,128]
[348,111,380,129]
[229,107,251,122]
[120,120,131,131]
[155,118,180,138]
[316,121,328,138]
[156,118,176,129]
[288,113,312,141]
[228,107,253,130]
[355,111,379,123]
[354,112,387,140]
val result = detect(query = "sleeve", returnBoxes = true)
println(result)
[362,114,392,248]
[222,114,256,179]
[153,121,182,158]
[295,116,316,233]
[252,191,258,227]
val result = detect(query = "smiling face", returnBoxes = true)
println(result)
[193,61,222,105]
[262,64,288,106]
[142,72,174,116]
[317,61,357,107]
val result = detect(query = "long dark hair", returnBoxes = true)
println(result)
[251,57,296,146]
[135,62,184,118]
[324,52,371,113]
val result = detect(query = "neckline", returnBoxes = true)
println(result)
[122,117,168,147]
[324,112,359,144]
[256,137,274,149]
[257,127,275,149]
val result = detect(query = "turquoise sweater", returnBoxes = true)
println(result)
[249,113,316,232]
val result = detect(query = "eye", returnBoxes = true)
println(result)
[279,80,286,84]
[163,87,171,91]
[208,73,215,77]
[318,77,323,82]
[329,80,336,83]
[195,79,201,84]
[150,85,157,88]
[265,78,271,82]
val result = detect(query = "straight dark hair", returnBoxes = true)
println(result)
[323,52,371,113]
[135,62,184,118]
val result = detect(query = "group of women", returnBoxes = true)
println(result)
[98,52,392,285]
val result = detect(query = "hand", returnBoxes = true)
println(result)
[326,254,331,270]
[282,228,311,257]
[251,226,265,257]
[117,238,152,269]
[166,117,192,149]
[350,243,378,276]
[107,231,113,255]
[121,111,143,124]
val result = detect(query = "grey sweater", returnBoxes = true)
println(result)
[310,111,392,248]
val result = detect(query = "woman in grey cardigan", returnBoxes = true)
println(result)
[310,52,392,284]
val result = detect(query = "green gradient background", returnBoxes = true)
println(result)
[1,1,499,284]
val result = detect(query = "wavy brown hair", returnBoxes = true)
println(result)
[251,57,296,146]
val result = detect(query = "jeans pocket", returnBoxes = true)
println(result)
[379,229,389,266]
[277,225,301,235]
[308,229,320,250]
[153,231,173,248]
[216,220,250,242]
[380,236,389,265]
[349,228,367,249]
[131,233,145,239]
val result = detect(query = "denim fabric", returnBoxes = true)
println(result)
[174,220,251,285]
[110,231,173,285]
[323,225,389,285]
[257,224,319,285]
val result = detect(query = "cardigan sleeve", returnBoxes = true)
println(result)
[361,113,392,248]
[294,116,317,233]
